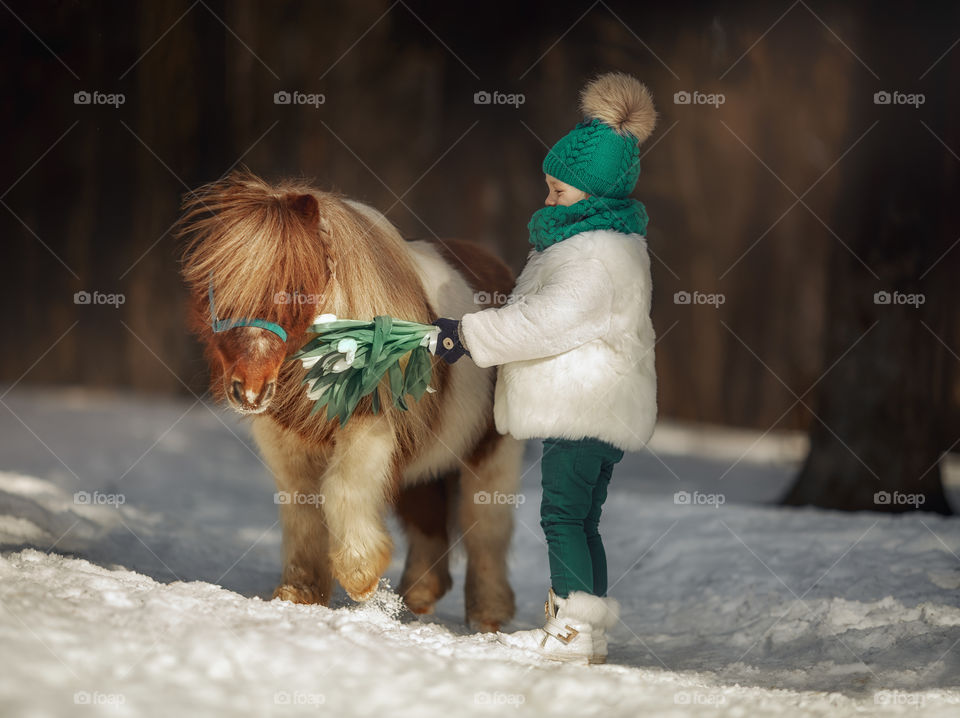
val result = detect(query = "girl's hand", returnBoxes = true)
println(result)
[430,317,471,364]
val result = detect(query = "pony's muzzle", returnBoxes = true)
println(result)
[228,376,276,413]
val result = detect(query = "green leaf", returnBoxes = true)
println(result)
[388,361,408,411]
[326,371,351,422]
[307,371,338,396]
[405,345,432,401]
[402,351,418,399]
[337,371,365,427]
[308,319,370,333]
[290,337,327,357]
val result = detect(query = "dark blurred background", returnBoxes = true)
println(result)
[2,0,958,510]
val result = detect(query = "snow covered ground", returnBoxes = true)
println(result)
[1,385,959,717]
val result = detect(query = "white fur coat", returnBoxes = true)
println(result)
[460,229,657,452]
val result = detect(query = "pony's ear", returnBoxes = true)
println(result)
[286,193,320,228]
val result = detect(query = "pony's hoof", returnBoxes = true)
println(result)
[335,560,385,602]
[344,577,379,602]
[272,583,327,605]
[465,587,516,633]
[332,542,391,602]
[400,572,452,615]
[402,589,437,615]
[469,619,501,633]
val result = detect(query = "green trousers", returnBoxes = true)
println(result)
[540,436,625,598]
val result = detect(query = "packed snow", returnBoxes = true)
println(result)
[1,386,959,716]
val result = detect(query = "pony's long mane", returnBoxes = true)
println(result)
[179,171,331,325]
[177,169,440,443]
[178,169,431,328]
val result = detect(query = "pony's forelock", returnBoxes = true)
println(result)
[178,170,333,325]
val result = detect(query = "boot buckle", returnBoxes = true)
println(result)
[543,615,580,644]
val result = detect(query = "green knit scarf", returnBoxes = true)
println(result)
[527,196,649,252]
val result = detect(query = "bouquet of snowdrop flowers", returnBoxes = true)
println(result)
[291,314,439,426]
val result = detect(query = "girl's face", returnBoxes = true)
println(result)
[544,175,590,207]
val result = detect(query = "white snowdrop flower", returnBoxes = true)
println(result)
[306,382,329,400]
[313,313,338,324]
[421,327,439,355]
[425,385,436,394]
[337,338,358,364]
[331,358,350,373]
[300,355,321,369]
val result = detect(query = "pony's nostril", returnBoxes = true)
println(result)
[232,380,244,404]
[262,382,276,403]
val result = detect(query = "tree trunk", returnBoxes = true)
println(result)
[783,3,959,514]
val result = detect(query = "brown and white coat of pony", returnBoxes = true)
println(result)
[179,171,522,630]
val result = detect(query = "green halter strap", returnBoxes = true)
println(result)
[208,275,288,343]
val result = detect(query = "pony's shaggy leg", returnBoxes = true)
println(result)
[396,475,454,614]
[322,417,396,602]
[273,500,331,605]
[458,434,525,632]
[252,418,332,605]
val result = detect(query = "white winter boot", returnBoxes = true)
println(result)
[497,589,619,664]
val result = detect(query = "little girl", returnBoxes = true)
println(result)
[432,72,658,663]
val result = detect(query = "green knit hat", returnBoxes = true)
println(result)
[543,73,657,199]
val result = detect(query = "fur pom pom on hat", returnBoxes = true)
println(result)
[580,72,657,143]
[542,72,657,199]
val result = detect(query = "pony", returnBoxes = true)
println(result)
[178,170,523,631]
